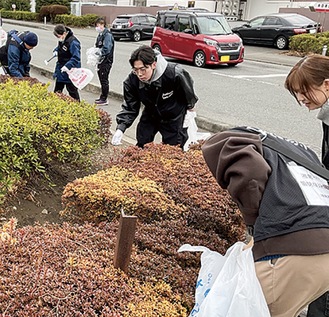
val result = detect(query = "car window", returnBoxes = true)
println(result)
[133,17,140,23]
[147,16,157,24]
[196,16,231,35]
[263,17,282,26]
[250,17,265,27]
[164,16,176,30]
[139,16,147,23]
[114,17,130,24]
[284,15,316,26]
[178,16,190,32]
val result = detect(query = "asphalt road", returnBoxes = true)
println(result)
[3,19,323,154]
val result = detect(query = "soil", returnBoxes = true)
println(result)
[1,143,126,227]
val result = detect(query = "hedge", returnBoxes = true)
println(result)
[290,31,329,55]
[0,77,111,203]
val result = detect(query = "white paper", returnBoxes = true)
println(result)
[287,162,329,205]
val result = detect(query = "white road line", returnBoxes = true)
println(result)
[235,74,288,78]
[211,72,283,86]
[211,72,287,78]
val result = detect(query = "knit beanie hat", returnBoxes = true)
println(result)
[24,32,38,47]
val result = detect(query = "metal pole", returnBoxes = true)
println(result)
[322,45,327,56]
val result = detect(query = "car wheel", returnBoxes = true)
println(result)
[193,50,206,68]
[113,37,120,41]
[133,31,141,42]
[275,36,288,50]
[153,44,161,53]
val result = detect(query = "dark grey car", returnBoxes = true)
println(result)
[110,14,157,42]
[232,13,321,50]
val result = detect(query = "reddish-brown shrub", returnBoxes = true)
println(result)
[103,143,246,244]
[0,219,187,316]
[132,218,229,308]
[58,143,247,313]
[39,5,69,22]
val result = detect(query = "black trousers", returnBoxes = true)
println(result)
[307,292,329,317]
[54,81,80,101]
[136,111,188,148]
[97,59,112,100]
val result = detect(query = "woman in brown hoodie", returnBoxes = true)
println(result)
[201,126,329,317]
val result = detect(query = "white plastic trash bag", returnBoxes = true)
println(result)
[178,242,271,317]
[86,47,101,68]
[183,111,198,151]
[66,68,94,90]
[183,111,211,151]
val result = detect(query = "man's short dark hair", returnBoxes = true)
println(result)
[95,17,106,26]
[129,45,156,67]
[53,24,66,36]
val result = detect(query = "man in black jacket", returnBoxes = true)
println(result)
[111,45,198,148]
[94,17,114,106]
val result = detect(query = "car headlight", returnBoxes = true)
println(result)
[204,38,217,46]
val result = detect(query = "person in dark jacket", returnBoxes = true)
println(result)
[94,17,114,106]
[7,31,38,78]
[201,126,329,317]
[111,45,198,148]
[53,24,81,101]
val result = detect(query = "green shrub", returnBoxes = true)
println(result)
[54,13,99,27]
[0,78,105,203]
[0,0,30,11]
[290,31,329,55]
[0,9,38,21]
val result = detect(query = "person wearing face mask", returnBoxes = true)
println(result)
[111,45,198,148]
[53,24,81,101]
[94,17,114,106]
[285,54,329,317]
[7,30,38,77]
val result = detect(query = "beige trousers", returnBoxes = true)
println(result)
[255,254,329,317]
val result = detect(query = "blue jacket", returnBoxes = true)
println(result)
[54,28,81,83]
[95,28,114,65]
[7,32,31,78]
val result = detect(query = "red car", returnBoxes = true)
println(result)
[151,10,244,68]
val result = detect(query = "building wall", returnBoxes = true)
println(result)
[81,0,329,25]
[244,0,290,20]
[82,5,170,24]
[244,1,329,20]
[147,0,215,10]
[280,7,329,31]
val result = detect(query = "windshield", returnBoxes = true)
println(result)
[114,17,130,23]
[196,16,232,35]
